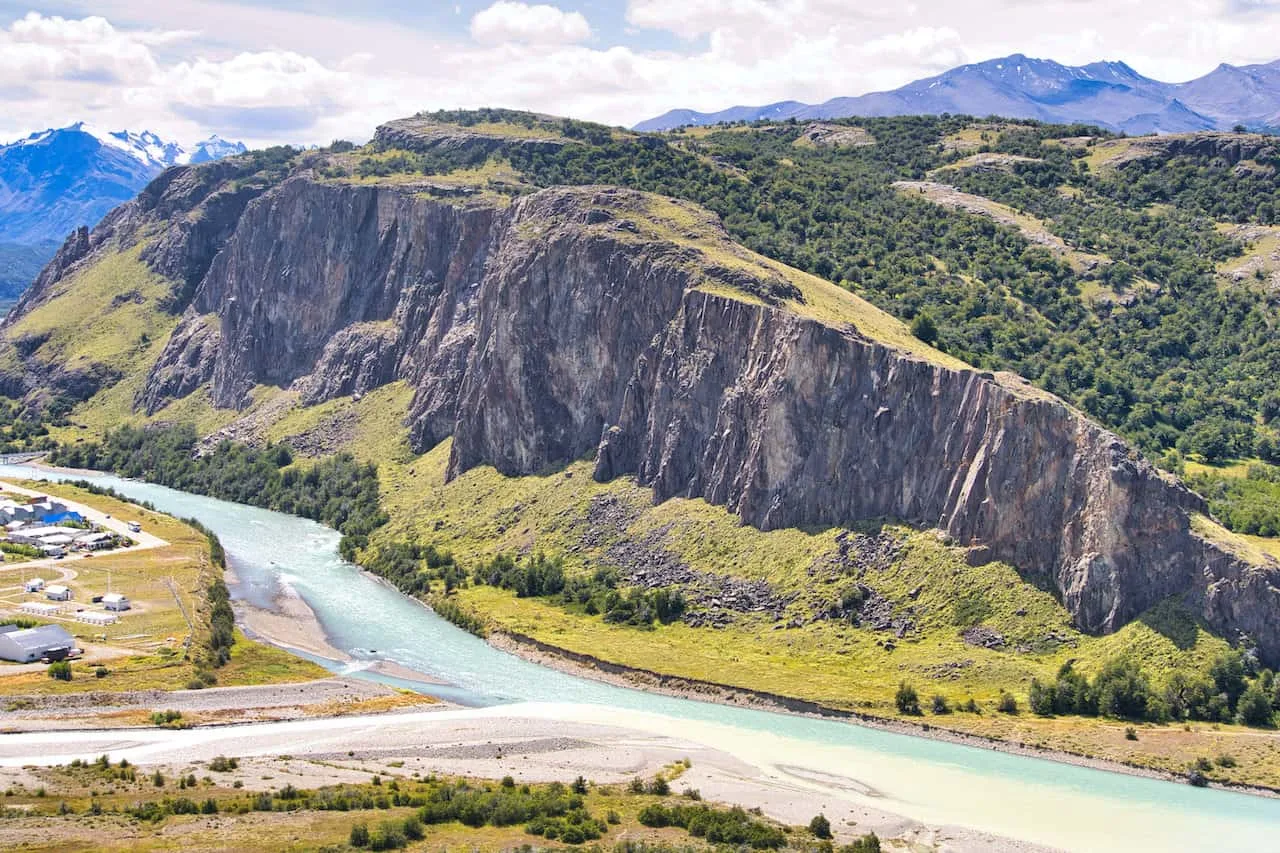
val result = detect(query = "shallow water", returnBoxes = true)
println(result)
[4,463,1279,851]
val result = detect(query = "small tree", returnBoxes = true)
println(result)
[809,813,832,839]
[895,681,921,715]
[848,832,881,853]
[47,661,71,681]
[910,311,939,345]
[997,691,1018,714]
[349,822,370,848]
[1237,683,1275,727]
[1028,678,1055,716]
[571,775,588,794]
[930,694,951,715]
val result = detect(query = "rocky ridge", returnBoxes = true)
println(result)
[10,140,1280,661]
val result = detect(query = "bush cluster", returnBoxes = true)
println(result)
[637,803,787,849]
[49,425,387,558]
[1027,651,1278,727]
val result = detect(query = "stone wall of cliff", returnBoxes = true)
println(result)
[12,166,1280,660]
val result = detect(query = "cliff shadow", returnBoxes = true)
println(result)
[1136,597,1204,651]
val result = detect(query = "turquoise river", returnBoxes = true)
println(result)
[1,463,1278,852]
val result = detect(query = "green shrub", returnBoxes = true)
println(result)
[809,813,832,839]
[895,682,921,715]
[47,661,71,681]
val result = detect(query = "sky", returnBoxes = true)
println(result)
[1,0,1280,147]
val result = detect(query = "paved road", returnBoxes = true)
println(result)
[0,480,168,548]
[0,480,169,583]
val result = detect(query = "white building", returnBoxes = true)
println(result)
[23,577,44,592]
[44,584,72,602]
[0,498,66,525]
[102,593,130,612]
[75,532,114,551]
[0,624,75,662]
[19,602,62,617]
[78,611,118,627]
[8,526,85,546]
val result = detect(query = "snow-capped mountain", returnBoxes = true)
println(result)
[184,135,249,164]
[0,123,246,299]
[635,54,1280,132]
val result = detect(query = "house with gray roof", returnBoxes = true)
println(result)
[0,624,76,663]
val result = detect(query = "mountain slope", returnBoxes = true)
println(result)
[0,124,246,301]
[635,53,1280,132]
[4,113,1278,668]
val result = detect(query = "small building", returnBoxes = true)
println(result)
[19,601,62,617]
[24,577,45,593]
[102,593,130,612]
[0,504,31,524]
[75,532,114,551]
[78,611,118,627]
[44,584,72,602]
[0,624,76,663]
[8,525,86,546]
[39,545,66,558]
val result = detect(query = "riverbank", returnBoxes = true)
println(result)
[0,676,437,731]
[485,631,1280,800]
[222,533,1280,800]
[0,705,1057,853]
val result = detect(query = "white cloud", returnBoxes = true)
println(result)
[4,2,1280,148]
[0,12,177,85]
[470,2,591,45]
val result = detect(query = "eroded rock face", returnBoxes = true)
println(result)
[15,164,1280,661]
[373,117,571,158]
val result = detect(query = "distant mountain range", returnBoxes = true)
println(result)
[0,123,246,301]
[635,54,1280,133]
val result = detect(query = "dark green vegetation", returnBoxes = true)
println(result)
[0,397,58,453]
[637,803,787,849]
[365,543,687,630]
[1187,462,1280,536]
[49,424,387,555]
[372,111,1280,469]
[20,762,838,852]
[1024,650,1280,726]
[1095,149,1280,224]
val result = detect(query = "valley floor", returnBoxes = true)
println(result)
[0,705,1057,853]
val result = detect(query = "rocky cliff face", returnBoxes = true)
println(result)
[14,160,1280,661]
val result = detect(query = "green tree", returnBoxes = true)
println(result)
[1210,651,1248,710]
[910,311,939,346]
[1237,683,1275,727]
[1028,678,1055,716]
[1093,658,1151,720]
[810,813,833,839]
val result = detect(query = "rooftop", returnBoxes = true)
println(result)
[0,624,74,653]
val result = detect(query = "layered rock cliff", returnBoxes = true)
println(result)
[11,153,1280,660]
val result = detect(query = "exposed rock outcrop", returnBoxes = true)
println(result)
[373,116,572,158]
[12,148,1280,662]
